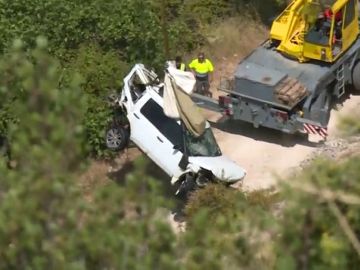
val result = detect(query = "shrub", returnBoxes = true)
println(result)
[65,44,129,158]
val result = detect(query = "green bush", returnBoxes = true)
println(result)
[185,184,239,222]
[64,44,129,158]
[0,42,178,269]
[0,0,166,65]
[276,158,360,270]
[339,114,360,136]
[0,0,285,159]
[1,38,88,169]
[185,184,277,222]
[183,184,277,269]
[0,0,284,63]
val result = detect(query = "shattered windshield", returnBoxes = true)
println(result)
[185,128,221,157]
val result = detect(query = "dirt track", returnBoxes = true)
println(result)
[203,93,360,190]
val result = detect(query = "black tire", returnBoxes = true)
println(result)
[105,125,129,151]
[353,62,360,92]
[175,173,197,199]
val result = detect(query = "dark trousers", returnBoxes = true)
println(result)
[195,76,211,97]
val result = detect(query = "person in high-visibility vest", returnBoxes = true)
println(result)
[175,56,186,71]
[189,52,214,97]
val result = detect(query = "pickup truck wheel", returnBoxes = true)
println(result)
[105,126,129,151]
[353,62,360,91]
[175,173,197,198]
[195,174,211,188]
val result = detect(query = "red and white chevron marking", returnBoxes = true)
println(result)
[303,123,328,138]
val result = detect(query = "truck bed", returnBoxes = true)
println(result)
[230,37,360,108]
[227,41,334,110]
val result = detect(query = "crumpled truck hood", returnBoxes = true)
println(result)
[188,155,246,183]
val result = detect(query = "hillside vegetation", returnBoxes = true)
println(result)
[1,1,360,269]
[0,0,285,158]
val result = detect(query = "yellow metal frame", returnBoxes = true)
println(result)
[270,0,359,63]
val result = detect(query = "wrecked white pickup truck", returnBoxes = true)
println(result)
[105,64,246,195]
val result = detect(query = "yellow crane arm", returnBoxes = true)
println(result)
[270,0,359,63]
[270,0,308,43]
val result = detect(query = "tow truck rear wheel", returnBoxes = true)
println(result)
[353,62,360,92]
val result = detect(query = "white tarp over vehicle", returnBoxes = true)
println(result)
[163,65,206,137]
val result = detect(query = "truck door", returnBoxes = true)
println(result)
[341,0,359,52]
[128,95,184,177]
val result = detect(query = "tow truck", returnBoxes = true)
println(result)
[194,0,360,137]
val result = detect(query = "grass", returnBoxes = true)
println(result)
[184,16,267,63]
[185,184,278,223]
[205,17,268,61]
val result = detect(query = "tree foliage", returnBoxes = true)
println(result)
[64,44,129,158]
[0,0,284,157]
[275,158,360,270]
[0,42,177,269]
[3,1,359,269]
